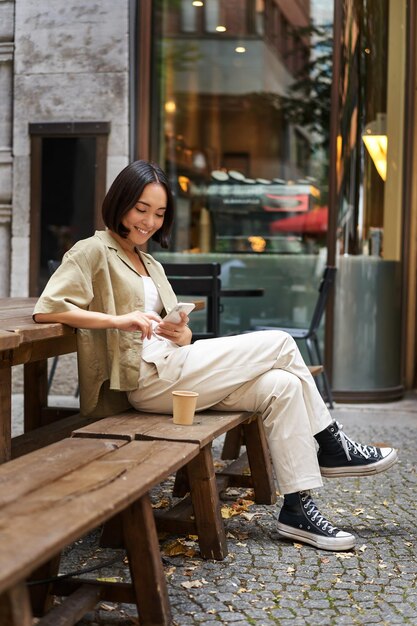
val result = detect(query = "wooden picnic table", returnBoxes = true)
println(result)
[0,297,207,464]
[0,298,77,463]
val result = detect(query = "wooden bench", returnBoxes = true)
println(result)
[73,408,277,560]
[0,436,200,626]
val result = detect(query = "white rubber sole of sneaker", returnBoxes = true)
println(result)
[277,522,356,551]
[320,448,398,478]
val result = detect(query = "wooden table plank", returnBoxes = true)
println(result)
[0,320,74,342]
[0,330,20,351]
[0,297,37,312]
[0,297,38,308]
[0,438,126,507]
[73,409,255,449]
[0,298,78,462]
[0,439,199,594]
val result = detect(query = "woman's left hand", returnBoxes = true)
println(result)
[155,312,192,346]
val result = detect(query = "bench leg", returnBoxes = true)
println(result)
[24,360,48,431]
[172,465,190,497]
[187,444,228,560]
[243,415,277,505]
[28,554,61,616]
[221,425,243,460]
[0,583,33,626]
[100,513,124,548]
[0,365,12,462]
[122,494,172,626]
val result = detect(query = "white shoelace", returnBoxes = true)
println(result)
[301,493,337,533]
[335,422,379,462]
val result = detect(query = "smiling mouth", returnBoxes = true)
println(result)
[136,227,151,234]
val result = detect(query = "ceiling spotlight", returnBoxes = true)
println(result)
[192,1,203,6]
[235,46,246,53]
[216,25,226,32]
[164,100,176,113]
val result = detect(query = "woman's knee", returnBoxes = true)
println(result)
[275,369,303,397]
[258,368,303,398]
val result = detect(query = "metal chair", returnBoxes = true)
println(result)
[162,262,221,341]
[255,266,337,408]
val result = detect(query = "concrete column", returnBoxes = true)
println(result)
[0,1,14,296]
[0,205,11,296]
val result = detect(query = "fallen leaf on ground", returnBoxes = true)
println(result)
[241,512,258,521]
[181,579,204,589]
[151,497,170,509]
[335,552,353,559]
[97,577,122,583]
[100,603,117,611]
[221,498,255,519]
[162,538,197,557]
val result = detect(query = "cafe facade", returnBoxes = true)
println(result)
[1,0,417,402]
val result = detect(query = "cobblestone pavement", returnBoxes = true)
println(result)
[12,358,417,625]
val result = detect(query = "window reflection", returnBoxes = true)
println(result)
[153,0,333,257]
[335,0,396,259]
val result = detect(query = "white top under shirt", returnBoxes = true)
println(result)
[141,275,176,357]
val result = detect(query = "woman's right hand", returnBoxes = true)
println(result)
[112,311,162,339]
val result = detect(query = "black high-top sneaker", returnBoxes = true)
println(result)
[277,491,356,551]
[316,421,398,477]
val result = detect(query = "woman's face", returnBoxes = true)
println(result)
[122,183,167,246]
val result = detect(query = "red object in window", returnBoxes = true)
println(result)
[270,206,328,234]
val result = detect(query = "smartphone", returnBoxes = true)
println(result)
[163,302,195,324]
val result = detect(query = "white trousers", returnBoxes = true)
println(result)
[128,331,332,495]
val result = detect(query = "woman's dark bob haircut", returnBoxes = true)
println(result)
[102,160,174,248]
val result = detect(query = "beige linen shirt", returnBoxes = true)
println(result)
[33,230,178,417]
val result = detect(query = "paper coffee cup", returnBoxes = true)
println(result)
[172,390,199,425]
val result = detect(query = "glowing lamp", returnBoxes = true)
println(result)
[362,113,387,181]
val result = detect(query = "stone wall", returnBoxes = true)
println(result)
[0,0,14,296]
[11,0,130,295]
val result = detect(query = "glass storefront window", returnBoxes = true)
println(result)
[332,0,406,397]
[151,0,334,336]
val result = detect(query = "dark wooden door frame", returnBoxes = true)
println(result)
[133,0,152,161]
[28,122,110,296]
